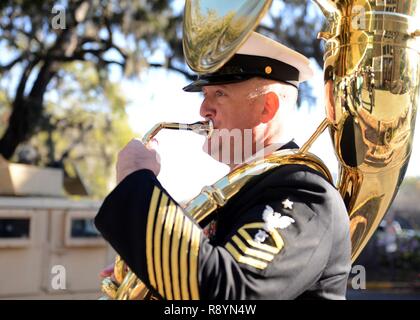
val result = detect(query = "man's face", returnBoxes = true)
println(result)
[199,79,265,165]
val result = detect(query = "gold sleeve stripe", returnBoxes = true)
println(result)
[270,228,284,250]
[146,188,202,300]
[180,218,192,300]
[170,208,183,300]
[225,242,268,270]
[189,225,201,300]
[162,199,177,300]
[146,187,161,288]
[238,229,281,254]
[240,223,284,253]
[243,222,265,229]
[153,193,169,297]
[231,235,274,262]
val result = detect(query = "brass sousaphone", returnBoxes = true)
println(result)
[101,0,420,299]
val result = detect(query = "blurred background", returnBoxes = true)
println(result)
[0,0,419,299]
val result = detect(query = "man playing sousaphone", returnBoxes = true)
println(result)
[95,31,352,300]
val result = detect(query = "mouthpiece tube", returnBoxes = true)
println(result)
[141,120,214,144]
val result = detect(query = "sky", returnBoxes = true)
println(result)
[122,62,420,203]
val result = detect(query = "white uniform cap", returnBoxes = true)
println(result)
[238,32,314,83]
[183,32,314,92]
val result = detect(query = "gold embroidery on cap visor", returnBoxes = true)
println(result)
[225,222,284,270]
[146,186,201,300]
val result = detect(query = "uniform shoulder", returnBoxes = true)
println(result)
[214,163,345,240]
[261,164,346,221]
[262,163,334,194]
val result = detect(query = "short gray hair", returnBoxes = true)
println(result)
[247,77,298,108]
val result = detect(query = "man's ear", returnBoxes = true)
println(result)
[261,92,279,123]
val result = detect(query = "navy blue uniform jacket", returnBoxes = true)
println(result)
[95,142,351,300]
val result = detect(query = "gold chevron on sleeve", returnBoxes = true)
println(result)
[238,229,280,254]
[270,229,284,250]
[153,193,169,297]
[224,222,285,270]
[238,223,284,254]
[146,187,161,289]
[162,198,177,300]
[231,235,274,261]
[225,242,268,270]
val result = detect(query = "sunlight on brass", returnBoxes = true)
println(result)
[313,0,420,261]
[101,277,118,300]
[141,120,214,144]
[113,255,126,285]
[183,0,273,73]
[299,118,330,154]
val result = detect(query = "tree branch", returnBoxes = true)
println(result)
[149,62,196,80]
[58,123,94,163]
[15,58,40,100]
[101,59,125,67]
[0,54,26,72]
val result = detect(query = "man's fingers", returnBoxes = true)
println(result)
[100,263,115,278]
[147,138,159,150]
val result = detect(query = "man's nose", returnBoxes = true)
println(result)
[200,98,216,119]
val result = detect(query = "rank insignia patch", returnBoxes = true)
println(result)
[224,204,296,270]
[224,222,285,270]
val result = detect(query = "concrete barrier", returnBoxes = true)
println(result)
[0,197,115,299]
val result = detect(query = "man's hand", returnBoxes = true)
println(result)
[116,138,161,184]
[100,263,115,279]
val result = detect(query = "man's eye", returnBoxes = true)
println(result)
[215,90,225,97]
